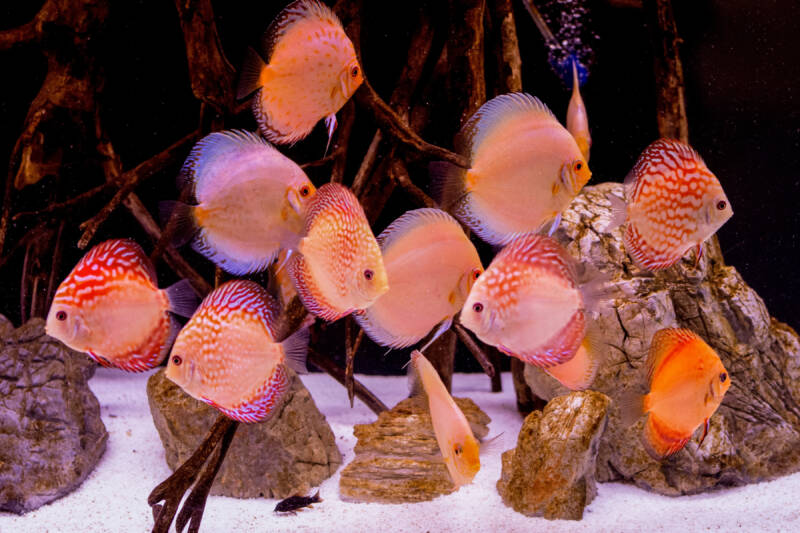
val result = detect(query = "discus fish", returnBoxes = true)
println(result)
[543,334,602,390]
[460,234,603,367]
[237,0,363,146]
[46,239,197,372]
[567,59,591,162]
[430,93,591,244]
[289,183,388,321]
[164,130,316,275]
[411,350,480,487]
[621,328,730,460]
[274,491,321,514]
[354,208,482,349]
[606,138,733,270]
[165,280,308,423]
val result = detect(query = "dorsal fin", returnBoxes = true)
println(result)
[377,208,462,251]
[646,328,700,384]
[457,93,558,157]
[180,130,281,201]
[261,0,342,61]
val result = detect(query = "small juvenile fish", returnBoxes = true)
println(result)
[237,0,363,146]
[165,280,308,423]
[411,350,480,487]
[354,208,483,349]
[622,328,731,460]
[274,491,321,514]
[46,239,197,372]
[542,334,602,391]
[606,138,733,270]
[430,92,591,243]
[566,59,591,162]
[289,183,388,321]
[460,235,602,368]
[165,130,316,275]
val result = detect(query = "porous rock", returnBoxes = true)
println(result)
[0,318,107,514]
[497,391,610,520]
[339,395,490,503]
[147,368,341,499]
[521,182,800,495]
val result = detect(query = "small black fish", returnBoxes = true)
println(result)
[274,491,322,515]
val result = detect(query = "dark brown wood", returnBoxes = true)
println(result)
[644,0,689,143]
[510,358,545,415]
[446,0,487,125]
[424,329,457,392]
[308,348,388,415]
[489,0,523,95]
[454,324,495,379]
[388,160,437,209]
[344,318,365,408]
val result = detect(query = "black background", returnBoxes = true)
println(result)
[1,1,797,374]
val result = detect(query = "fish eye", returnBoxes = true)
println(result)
[720,372,727,383]
[716,200,727,211]
[300,185,310,197]
[172,355,183,366]
[350,65,360,78]
[454,445,463,456]
[364,269,373,281]
[574,161,583,172]
[472,269,481,280]
[472,302,483,313]
[56,310,67,321]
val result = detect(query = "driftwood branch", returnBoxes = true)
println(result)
[489,0,523,94]
[308,347,388,415]
[388,160,437,209]
[455,324,495,379]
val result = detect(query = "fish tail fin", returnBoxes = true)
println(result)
[312,491,322,503]
[237,47,268,100]
[281,326,310,374]
[617,389,644,427]
[602,192,627,233]
[428,161,467,210]
[641,412,690,460]
[158,200,198,249]
[576,263,617,314]
[163,279,200,318]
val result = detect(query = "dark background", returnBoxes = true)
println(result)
[1,1,798,374]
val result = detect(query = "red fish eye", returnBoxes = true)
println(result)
[720,372,727,383]
[56,310,67,321]
[472,269,481,280]
[300,186,310,197]
[716,200,727,210]
[351,65,359,78]
[364,269,373,281]
[575,161,583,171]
[172,355,183,366]
[473,302,483,313]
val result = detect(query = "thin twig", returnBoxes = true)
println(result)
[354,80,469,168]
[345,319,365,408]
[308,347,388,415]
[12,182,115,221]
[351,131,382,196]
[388,160,436,208]
[454,324,495,379]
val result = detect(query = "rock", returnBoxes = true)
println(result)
[339,395,490,503]
[0,318,107,514]
[497,391,611,520]
[147,368,341,499]
[521,182,800,495]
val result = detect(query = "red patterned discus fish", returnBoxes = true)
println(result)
[46,239,197,372]
[289,183,388,321]
[460,235,600,367]
[165,280,308,423]
[606,139,733,270]
[237,0,363,146]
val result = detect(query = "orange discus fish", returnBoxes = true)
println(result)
[411,350,480,488]
[460,235,602,368]
[606,138,733,270]
[623,328,731,460]
[165,130,316,275]
[566,59,591,162]
[237,0,363,146]
[46,239,197,372]
[354,208,483,349]
[165,280,308,423]
[542,334,602,391]
[289,183,388,321]
[430,92,591,244]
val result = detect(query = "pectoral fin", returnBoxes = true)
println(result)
[698,418,710,447]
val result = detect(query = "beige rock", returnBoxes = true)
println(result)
[521,182,800,495]
[339,395,490,503]
[497,391,611,520]
[147,368,341,499]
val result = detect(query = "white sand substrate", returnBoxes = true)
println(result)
[2,368,799,532]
